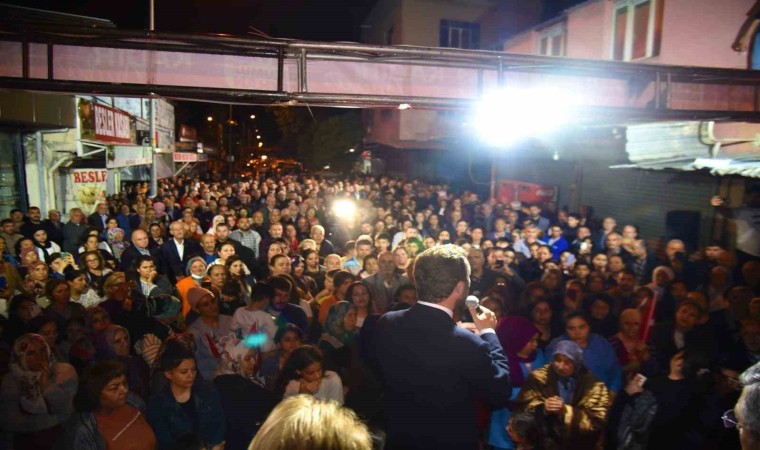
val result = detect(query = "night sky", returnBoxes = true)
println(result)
[9,0,587,40]
[8,0,380,41]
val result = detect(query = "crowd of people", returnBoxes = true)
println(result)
[0,172,757,450]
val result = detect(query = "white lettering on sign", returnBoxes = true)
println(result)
[93,104,131,142]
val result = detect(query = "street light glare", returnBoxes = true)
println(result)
[261,155,268,161]
[256,135,261,139]
[332,199,356,219]
[349,148,355,153]
[258,142,263,147]
[207,116,213,122]
[250,114,256,119]
[472,88,579,147]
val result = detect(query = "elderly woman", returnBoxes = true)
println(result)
[61,360,156,450]
[514,340,610,450]
[176,256,207,318]
[213,337,277,450]
[488,316,547,450]
[0,333,78,449]
[608,308,657,376]
[25,260,50,307]
[102,325,151,399]
[186,286,233,380]
[547,312,623,393]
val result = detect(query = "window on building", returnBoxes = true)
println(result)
[537,22,567,57]
[612,0,664,61]
[440,20,480,49]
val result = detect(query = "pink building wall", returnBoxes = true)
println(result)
[504,0,754,69]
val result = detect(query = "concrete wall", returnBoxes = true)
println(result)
[401,0,492,47]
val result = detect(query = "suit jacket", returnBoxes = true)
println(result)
[361,273,408,313]
[120,245,156,272]
[373,304,512,450]
[87,212,107,232]
[157,238,201,284]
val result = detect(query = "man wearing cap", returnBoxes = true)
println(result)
[373,244,511,450]
[515,340,610,449]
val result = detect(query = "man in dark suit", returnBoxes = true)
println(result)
[87,203,110,232]
[373,244,512,450]
[157,221,201,284]
[120,229,156,272]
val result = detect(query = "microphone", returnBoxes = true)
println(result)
[465,295,482,314]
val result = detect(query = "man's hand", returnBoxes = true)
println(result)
[711,196,725,207]
[469,304,498,332]
[544,396,565,415]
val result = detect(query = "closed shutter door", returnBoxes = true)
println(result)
[578,163,715,244]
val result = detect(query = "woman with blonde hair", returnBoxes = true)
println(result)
[248,395,372,450]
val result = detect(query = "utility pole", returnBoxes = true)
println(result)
[148,0,158,197]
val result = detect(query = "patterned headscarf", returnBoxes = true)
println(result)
[10,333,52,414]
[106,228,128,261]
[143,295,182,321]
[104,324,130,357]
[323,301,357,346]
[216,334,259,381]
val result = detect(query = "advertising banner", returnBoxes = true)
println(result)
[106,146,153,168]
[79,98,136,145]
[497,180,557,205]
[66,169,108,214]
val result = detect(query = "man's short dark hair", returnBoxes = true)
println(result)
[356,238,373,248]
[413,245,469,304]
[1,219,13,226]
[251,282,275,304]
[216,223,229,230]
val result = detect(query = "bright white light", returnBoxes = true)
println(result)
[256,135,261,139]
[472,88,579,147]
[398,103,411,110]
[332,199,356,219]
[323,164,331,170]
[261,155,268,161]
[206,116,213,122]
[349,148,355,153]
[553,150,559,161]
[258,142,263,148]
[250,114,256,119]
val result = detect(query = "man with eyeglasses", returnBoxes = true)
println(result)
[724,361,760,449]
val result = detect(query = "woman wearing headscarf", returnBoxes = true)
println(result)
[488,316,547,450]
[206,215,226,238]
[0,333,78,449]
[318,301,358,383]
[186,286,233,380]
[514,340,611,450]
[105,227,129,264]
[102,324,151,400]
[176,256,208,318]
[213,336,277,450]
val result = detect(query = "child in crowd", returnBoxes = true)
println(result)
[277,345,344,405]
[230,282,278,354]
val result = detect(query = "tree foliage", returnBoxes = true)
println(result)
[270,107,362,171]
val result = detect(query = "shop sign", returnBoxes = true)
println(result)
[173,152,198,162]
[79,98,136,145]
[497,180,557,205]
[106,146,153,168]
[67,169,108,214]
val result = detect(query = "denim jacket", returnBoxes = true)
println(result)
[146,378,226,450]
